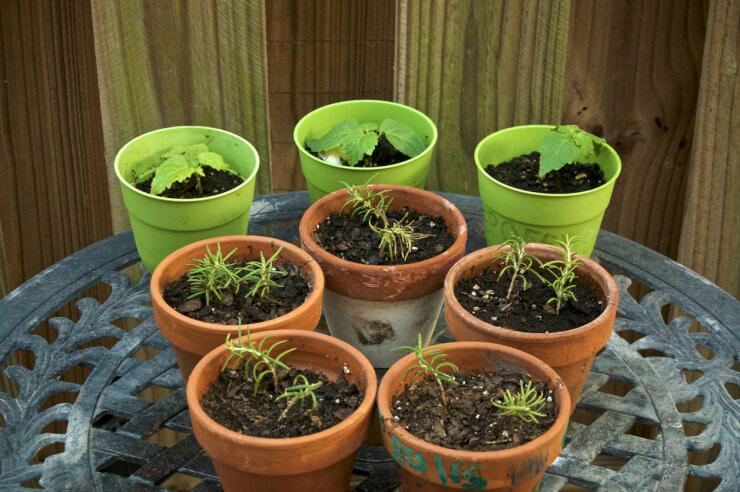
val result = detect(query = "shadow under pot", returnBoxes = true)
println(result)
[150,235,324,381]
[378,341,570,491]
[444,243,618,411]
[187,329,377,492]
[299,185,467,368]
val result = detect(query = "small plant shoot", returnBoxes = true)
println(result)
[307,119,425,166]
[540,235,582,315]
[395,333,458,405]
[222,325,295,394]
[369,215,432,262]
[241,247,287,299]
[141,143,237,195]
[276,374,324,421]
[537,125,606,177]
[187,244,243,306]
[497,235,540,308]
[341,181,392,224]
[492,380,547,423]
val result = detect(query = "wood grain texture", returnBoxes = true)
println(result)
[90,0,271,231]
[395,0,571,194]
[562,0,708,259]
[265,0,396,193]
[0,0,111,291]
[677,0,739,295]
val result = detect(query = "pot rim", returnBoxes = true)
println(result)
[186,329,378,448]
[293,99,439,171]
[114,125,260,203]
[474,124,622,198]
[299,184,468,274]
[150,235,325,335]
[377,340,571,461]
[443,243,619,344]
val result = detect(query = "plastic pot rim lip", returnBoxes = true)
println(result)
[474,124,623,199]
[377,341,571,461]
[114,125,260,204]
[292,99,439,172]
[186,329,378,448]
[150,235,325,335]
[443,243,619,345]
[299,184,468,275]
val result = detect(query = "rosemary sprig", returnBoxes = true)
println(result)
[276,374,324,421]
[492,380,548,423]
[394,333,458,405]
[496,235,542,307]
[241,247,287,299]
[540,235,581,315]
[187,244,243,305]
[222,325,294,394]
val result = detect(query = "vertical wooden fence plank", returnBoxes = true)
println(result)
[562,0,708,259]
[90,0,271,231]
[395,0,571,194]
[265,0,396,192]
[678,0,738,295]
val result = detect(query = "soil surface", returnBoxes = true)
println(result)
[136,167,243,198]
[391,364,557,451]
[312,209,454,265]
[202,366,362,438]
[485,152,604,193]
[455,262,604,333]
[309,134,411,167]
[163,261,311,324]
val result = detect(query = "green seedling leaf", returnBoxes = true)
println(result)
[150,155,203,195]
[161,143,210,166]
[537,125,607,177]
[379,119,425,158]
[361,122,379,132]
[340,128,379,165]
[306,119,360,153]
[198,151,232,172]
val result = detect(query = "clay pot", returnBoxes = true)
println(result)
[187,329,377,492]
[378,341,570,491]
[151,235,324,381]
[444,243,618,411]
[299,185,467,368]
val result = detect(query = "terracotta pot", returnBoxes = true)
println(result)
[444,243,618,411]
[151,235,324,381]
[299,185,467,368]
[378,341,570,491]
[187,329,377,492]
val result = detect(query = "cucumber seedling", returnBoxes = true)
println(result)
[492,379,548,423]
[222,325,295,394]
[276,374,324,422]
[537,125,606,177]
[187,244,243,305]
[540,235,581,315]
[395,333,458,405]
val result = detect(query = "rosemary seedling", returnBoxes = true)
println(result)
[341,182,391,225]
[222,325,295,394]
[241,247,287,299]
[395,333,458,405]
[187,244,243,305]
[540,235,581,315]
[497,235,541,307]
[276,374,324,421]
[492,380,547,423]
[369,215,433,261]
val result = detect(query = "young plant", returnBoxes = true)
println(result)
[222,325,295,394]
[144,143,237,195]
[307,119,425,166]
[540,235,581,315]
[187,244,243,305]
[241,247,287,299]
[537,125,606,177]
[340,181,392,225]
[276,374,324,421]
[395,333,458,405]
[497,235,541,307]
[369,216,432,262]
[492,380,547,423]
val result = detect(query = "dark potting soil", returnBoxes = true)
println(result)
[312,209,454,265]
[163,261,311,324]
[485,152,605,193]
[136,167,243,198]
[455,263,604,333]
[391,365,557,451]
[201,366,362,438]
[309,134,411,167]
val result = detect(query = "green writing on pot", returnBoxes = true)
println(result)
[433,456,488,490]
[390,436,427,473]
[484,209,559,245]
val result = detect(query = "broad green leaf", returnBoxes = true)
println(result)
[306,120,360,152]
[537,125,606,176]
[340,129,379,165]
[379,119,425,157]
[162,144,209,166]
[360,122,379,132]
[150,155,200,195]
[198,151,231,171]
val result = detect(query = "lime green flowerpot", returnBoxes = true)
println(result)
[115,126,259,272]
[475,125,621,256]
[294,99,438,202]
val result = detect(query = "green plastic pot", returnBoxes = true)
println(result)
[293,99,438,202]
[475,125,621,256]
[115,126,259,272]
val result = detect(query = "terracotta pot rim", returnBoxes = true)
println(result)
[299,185,468,274]
[443,243,619,344]
[150,235,325,335]
[377,341,571,460]
[186,329,378,448]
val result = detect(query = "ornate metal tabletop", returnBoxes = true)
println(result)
[1,192,737,491]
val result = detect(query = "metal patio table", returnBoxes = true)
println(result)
[1,192,737,491]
